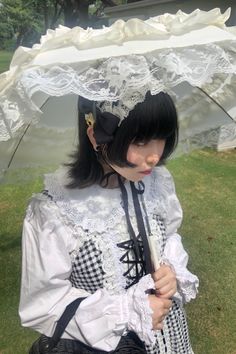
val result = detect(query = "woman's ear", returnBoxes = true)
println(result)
[87,126,98,151]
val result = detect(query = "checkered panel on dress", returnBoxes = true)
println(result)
[166,300,192,353]
[70,240,105,294]
[145,299,192,354]
[153,214,167,256]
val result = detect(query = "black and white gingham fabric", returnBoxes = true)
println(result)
[144,217,192,354]
[152,214,167,255]
[68,214,193,353]
[117,215,192,354]
[166,300,192,353]
[70,240,105,293]
[145,300,192,354]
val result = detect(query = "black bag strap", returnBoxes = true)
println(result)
[48,297,85,350]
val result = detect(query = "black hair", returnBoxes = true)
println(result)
[67,91,178,188]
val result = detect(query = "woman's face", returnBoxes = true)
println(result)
[110,139,166,182]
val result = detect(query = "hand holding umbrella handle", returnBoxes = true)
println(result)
[149,235,177,300]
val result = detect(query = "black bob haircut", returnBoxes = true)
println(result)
[67,91,178,188]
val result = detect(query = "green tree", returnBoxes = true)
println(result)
[0,0,144,49]
[32,0,133,29]
[0,7,14,49]
[38,0,117,29]
[0,0,43,47]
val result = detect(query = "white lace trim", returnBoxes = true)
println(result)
[42,167,198,299]
[1,8,236,149]
[43,166,171,234]
[98,229,127,294]
[127,274,155,345]
[14,45,236,121]
[42,168,171,294]
[161,251,199,304]
[176,278,199,304]
[44,171,131,294]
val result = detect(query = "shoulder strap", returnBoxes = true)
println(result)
[49,297,85,349]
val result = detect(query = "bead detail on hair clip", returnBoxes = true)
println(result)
[85,113,95,127]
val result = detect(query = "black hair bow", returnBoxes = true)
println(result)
[78,96,120,144]
[94,109,120,144]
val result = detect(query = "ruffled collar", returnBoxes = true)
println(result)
[43,166,171,234]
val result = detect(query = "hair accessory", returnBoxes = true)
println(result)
[93,109,120,144]
[85,113,95,127]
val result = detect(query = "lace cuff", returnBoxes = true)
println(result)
[127,274,155,345]
[163,234,199,304]
[162,257,199,303]
[175,270,199,303]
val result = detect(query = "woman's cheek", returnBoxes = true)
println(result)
[127,151,137,165]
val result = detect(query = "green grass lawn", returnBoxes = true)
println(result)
[0,51,13,73]
[169,149,236,354]
[0,149,235,354]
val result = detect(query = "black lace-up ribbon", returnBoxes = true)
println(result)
[118,176,143,266]
[118,176,154,281]
[130,181,154,274]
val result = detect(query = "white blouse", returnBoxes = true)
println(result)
[19,166,199,352]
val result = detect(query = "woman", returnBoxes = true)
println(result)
[20,92,199,353]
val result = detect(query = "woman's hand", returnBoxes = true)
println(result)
[152,264,177,299]
[148,295,172,330]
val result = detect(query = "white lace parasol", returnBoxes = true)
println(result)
[0,8,236,178]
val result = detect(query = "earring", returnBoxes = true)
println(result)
[85,113,95,127]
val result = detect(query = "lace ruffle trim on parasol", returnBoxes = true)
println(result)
[1,45,236,142]
[0,8,236,151]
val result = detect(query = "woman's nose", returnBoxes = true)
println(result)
[146,153,160,166]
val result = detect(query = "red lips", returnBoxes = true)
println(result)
[139,170,152,175]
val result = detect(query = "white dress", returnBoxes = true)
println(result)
[19,165,199,354]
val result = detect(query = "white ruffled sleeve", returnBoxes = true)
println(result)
[19,196,156,351]
[76,274,155,350]
[162,169,199,303]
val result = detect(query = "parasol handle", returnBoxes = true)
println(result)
[148,234,160,271]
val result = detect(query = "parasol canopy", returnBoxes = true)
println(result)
[0,7,236,181]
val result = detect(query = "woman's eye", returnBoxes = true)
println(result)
[134,141,146,147]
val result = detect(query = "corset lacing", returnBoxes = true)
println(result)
[117,176,154,288]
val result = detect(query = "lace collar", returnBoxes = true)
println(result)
[43,166,171,234]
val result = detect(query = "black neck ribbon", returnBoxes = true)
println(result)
[130,181,154,274]
[118,176,153,276]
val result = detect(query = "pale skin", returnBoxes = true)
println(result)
[87,125,177,330]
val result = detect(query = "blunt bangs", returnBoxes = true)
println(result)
[67,91,179,188]
[105,91,179,166]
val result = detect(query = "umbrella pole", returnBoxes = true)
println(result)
[196,86,235,123]
[7,123,31,169]
[6,97,52,171]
